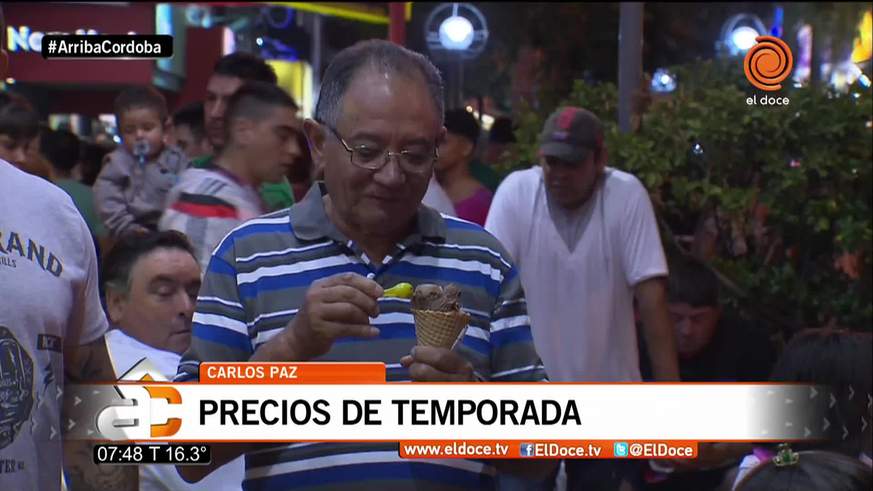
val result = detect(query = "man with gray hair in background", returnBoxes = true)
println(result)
[175,39,555,489]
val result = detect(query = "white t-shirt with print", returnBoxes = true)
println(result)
[0,160,109,490]
[485,166,667,382]
[104,329,245,491]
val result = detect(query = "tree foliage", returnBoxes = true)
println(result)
[500,58,872,334]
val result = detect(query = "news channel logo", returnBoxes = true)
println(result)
[64,359,183,441]
[613,442,629,457]
[519,442,535,457]
[744,35,793,92]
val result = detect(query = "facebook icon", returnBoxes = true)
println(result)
[519,443,535,457]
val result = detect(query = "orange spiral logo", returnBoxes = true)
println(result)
[744,36,794,92]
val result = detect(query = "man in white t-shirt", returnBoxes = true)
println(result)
[486,106,679,490]
[101,230,244,490]
[1,8,136,489]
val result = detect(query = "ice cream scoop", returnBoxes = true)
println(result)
[410,283,468,349]
[411,283,461,311]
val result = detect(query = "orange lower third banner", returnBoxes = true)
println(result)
[199,362,386,384]
[398,440,698,459]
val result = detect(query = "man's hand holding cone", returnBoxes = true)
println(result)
[399,283,475,382]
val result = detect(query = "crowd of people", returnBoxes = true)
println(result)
[1,6,870,491]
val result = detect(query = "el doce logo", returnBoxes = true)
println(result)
[745,36,794,106]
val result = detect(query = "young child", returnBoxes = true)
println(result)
[94,86,188,237]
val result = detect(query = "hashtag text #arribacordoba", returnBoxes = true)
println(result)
[51,39,163,55]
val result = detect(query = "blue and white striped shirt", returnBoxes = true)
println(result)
[177,183,548,490]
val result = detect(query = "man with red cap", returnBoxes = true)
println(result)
[486,106,679,490]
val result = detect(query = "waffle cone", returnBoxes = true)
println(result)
[411,308,469,349]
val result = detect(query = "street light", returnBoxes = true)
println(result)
[730,26,760,52]
[439,10,474,50]
[425,3,488,109]
[718,13,767,57]
[651,68,677,93]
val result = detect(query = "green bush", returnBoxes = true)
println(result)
[500,58,872,334]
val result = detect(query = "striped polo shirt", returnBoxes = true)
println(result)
[177,183,548,491]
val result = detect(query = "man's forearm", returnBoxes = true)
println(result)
[636,279,680,381]
[64,338,139,490]
[64,443,138,491]
[642,315,680,381]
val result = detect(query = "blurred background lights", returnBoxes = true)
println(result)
[651,68,677,93]
[731,26,760,52]
[719,13,767,57]
[830,62,863,91]
[439,8,474,50]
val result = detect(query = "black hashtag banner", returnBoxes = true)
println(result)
[41,35,173,60]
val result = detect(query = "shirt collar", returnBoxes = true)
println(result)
[289,181,447,244]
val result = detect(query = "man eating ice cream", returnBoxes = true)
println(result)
[175,40,553,490]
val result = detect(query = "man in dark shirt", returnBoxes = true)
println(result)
[640,255,775,382]
[636,255,777,490]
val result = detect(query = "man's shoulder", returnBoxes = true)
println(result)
[175,167,241,195]
[1,162,91,250]
[440,215,516,269]
[213,212,294,261]
[492,166,541,201]
[2,160,78,213]
[503,166,542,187]
[603,167,647,194]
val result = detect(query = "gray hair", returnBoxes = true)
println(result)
[315,39,445,127]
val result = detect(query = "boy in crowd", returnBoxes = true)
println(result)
[94,86,188,238]
[194,52,297,211]
[160,81,301,272]
[173,101,212,160]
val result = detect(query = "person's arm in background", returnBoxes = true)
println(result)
[621,177,679,381]
[484,171,523,264]
[636,278,680,381]
[62,212,138,490]
[93,151,146,237]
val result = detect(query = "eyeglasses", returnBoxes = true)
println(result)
[321,121,438,175]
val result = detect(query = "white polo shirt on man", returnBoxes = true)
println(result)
[485,165,667,382]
